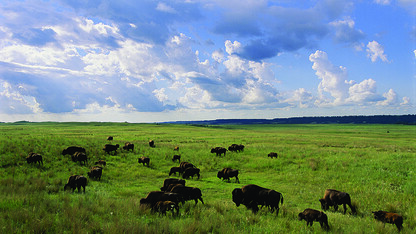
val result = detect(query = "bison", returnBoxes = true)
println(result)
[258,189,284,215]
[174,146,179,151]
[372,210,403,231]
[153,201,179,216]
[103,144,119,155]
[94,160,106,166]
[179,162,195,171]
[169,184,204,205]
[298,208,329,230]
[62,146,86,156]
[140,191,165,207]
[107,136,113,141]
[211,147,227,156]
[319,189,356,214]
[138,156,150,166]
[232,184,283,214]
[268,152,277,158]
[64,175,87,193]
[123,142,134,151]
[149,140,155,148]
[160,178,186,191]
[169,166,182,176]
[182,167,200,179]
[26,152,43,165]
[71,151,88,165]
[172,155,181,163]
[217,168,240,183]
[228,144,245,152]
[87,166,103,180]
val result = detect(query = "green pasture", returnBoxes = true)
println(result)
[0,122,415,233]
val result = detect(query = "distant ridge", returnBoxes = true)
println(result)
[164,115,416,125]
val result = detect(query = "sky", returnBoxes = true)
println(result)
[0,0,415,123]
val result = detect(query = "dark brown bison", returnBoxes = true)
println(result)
[26,152,43,165]
[169,184,204,205]
[107,136,113,141]
[182,167,200,179]
[122,142,134,151]
[172,155,181,162]
[62,146,86,156]
[228,144,245,152]
[138,156,150,166]
[149,140,155,148]
[94,160,106,166]
[140,191,165,207]
[174,146,179,151]
[169,166,182,176]
[268,152,277,158]
[103,144,119,154]
[372,210,403,231]
[217,168,240,183]
[160,178,186,191]
[64,175,87,193]
[298,208,329,230]
[232,184,283,214]
[153,201,179,216]
[71,151,88,165]
[87,166,102,180]
[258,189,284,215]
[211,147,227,156]
[319,189,356,214]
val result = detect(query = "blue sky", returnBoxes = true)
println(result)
[0,0,415,122]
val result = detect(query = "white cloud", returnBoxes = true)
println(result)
[156,3,177,14]
[347,79,381,103]
[330,17,365,47]
[366,41,389,62]
[377,89,398,106]
[153,88,168,102]
[374,0,392,5]
[225,40,242,55]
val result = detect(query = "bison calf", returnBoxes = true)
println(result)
[172,155,181,162]
[298,208,329,230]
[26,152,43,165]
[372,210,403,231]
[268,152,277,158]
[169,166,182,176]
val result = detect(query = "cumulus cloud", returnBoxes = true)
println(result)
[330,17,365,48]
[310,50,397,107]
[366,41,389,62]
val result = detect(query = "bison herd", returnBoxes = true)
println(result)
[25,138,404,231]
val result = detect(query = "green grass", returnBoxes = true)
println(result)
[0,122,415,233]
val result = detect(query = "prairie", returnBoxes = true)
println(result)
[0,122,415,233]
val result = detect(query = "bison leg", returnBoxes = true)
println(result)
[333,204,339,212]
[343,204,347,214]
[235,176,240,183]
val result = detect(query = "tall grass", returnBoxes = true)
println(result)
[0,122,415,233]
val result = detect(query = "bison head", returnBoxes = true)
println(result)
[232,188,244,207]
[217,171,224,179]
[319,198,329,211]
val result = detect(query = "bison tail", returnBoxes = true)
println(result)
[281,196,284,205]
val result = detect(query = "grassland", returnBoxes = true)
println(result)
[0,122,415,233]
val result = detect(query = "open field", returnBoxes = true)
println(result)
[0,122,415,233]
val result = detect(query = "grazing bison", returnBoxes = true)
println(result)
[122,142,134,151]
[149,140,155,148]
[138,156,150,166]
[211,147,227,156]
[319,189,356,214]
[217,168,240,183]
[103,144,119,155]
[372,210,403,231]
[160,178,186,191]
[107,136,113,141]
[94,160,106,166]
[174,146,179,151]
[179,162,195,171]
[258,189,284,215]
[64,175,87,193]
[182,167,200,179]
[232,184,283,214]
[140,191,165,207]
[62,146,86,156]
[26,152,43,165]
[298,208,329,230]
[169,184,204,205]
[228,144,245,152]
[172,155,181,163]
[153,201,179,216]
[87,166,103,180]
[169,166,182,176]
[268,152,277,158]
[71,151,88,165]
